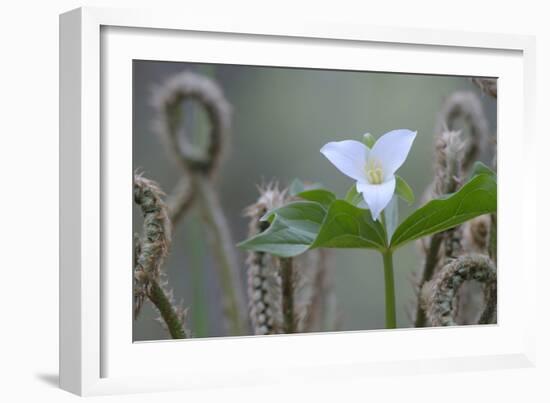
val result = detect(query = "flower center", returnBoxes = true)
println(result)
[366,159,384,184]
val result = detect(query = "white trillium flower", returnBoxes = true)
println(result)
[320,129,417,221]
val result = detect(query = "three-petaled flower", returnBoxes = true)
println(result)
[320,129,417,221]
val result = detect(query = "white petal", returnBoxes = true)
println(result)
[320,140,369,182]
[370,129,416,179]
[356,176,396,221]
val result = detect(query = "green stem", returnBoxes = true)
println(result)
[382,250,397,329]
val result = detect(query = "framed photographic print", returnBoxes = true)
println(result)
[60,7,536,396]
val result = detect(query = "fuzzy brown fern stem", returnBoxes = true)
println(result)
[299,249,337,332]
[436,91,489,172]
[415,89,495,328]
[196,175,247,335]
[471,78,497,98]
[165,176,195,225]
[246,251,283,335]
[489,214,497,264]
[433,130,464,196]
[244,183,287,334]
[422,254,497,326]
[244,183,331,335]
[152,71,247,335]
[146,278,187,339]
[280,257,296,333]
[134,173,188,338]
[415,233,444,327]
[134,173,172,279]
[463,215,491,254]
[301,251,327,332]
[415,131,465,327]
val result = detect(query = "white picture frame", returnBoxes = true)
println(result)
[59,6,537,396]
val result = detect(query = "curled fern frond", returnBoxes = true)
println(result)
[414,130,466,326]
[134,173,172,279]
[463,215,491,254]
[422,254,497,326]
[152,71,246,336]
[432,130,465,197]
[151,71,232,176]
[471,78,497,98]
[134,172,188,338]
[165,176,195,225]
[436,91,490,172]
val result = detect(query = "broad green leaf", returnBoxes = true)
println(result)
[345,184,363,206]
[395,175,415,204]
[295,189,336,210]
[237,216,314,257]
[288,178,306,196]
[469,161,496,181]
[312,200,387,250]
[238,199,388,256]
[344,184,369,209]
[288,178,323,196]
[390,173,496,248]
[239,201,326,257]
[263,201,326,233]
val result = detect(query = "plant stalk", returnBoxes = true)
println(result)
[189,213,208,337]
[147,279,186,339]
[280,257,296,333]
[382,250,397,329]
[489,213,497,264]
[414,233,444,327]
[195,174,247,335]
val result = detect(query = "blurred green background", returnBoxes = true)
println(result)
[133,60,496,341]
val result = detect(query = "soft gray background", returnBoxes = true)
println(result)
[133,60,496,341]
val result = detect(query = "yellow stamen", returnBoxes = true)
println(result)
[365,159,384,184]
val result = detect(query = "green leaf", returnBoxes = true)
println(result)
[237,217,313,257]
[239,201,326,257]
[390,173,497,248]
[238,199,387,256]
[288,178,323,196]
[288,178,306,196]
[395,175,415,204]
[294,189,336,210]
[263,201,326,233]
[344,184,369,209]
[344,184,363,206]
[469,161,496,181]
[312,200,387,250]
